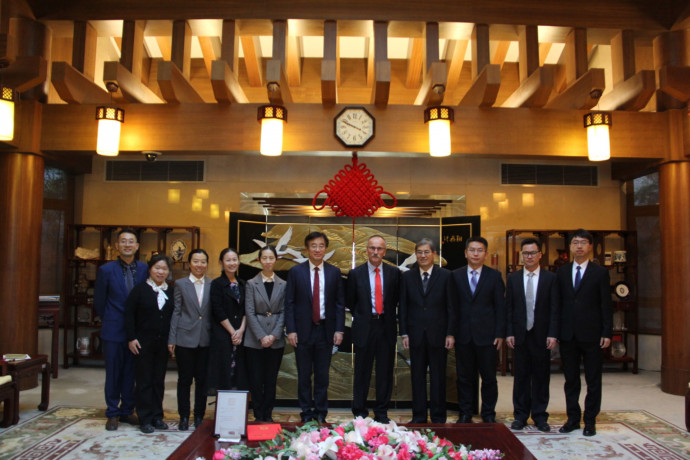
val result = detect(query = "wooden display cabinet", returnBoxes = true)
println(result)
[62,225,200,368]
[504,229,638,374]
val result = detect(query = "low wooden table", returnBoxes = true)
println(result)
[0,379,19,427]
[169,421,537,460]
[0,355,51,411]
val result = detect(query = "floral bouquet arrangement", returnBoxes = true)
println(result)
[213,417,503,460]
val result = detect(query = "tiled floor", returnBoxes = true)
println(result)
[5,366,685,431]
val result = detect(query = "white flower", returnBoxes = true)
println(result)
[376,444,396,459]
[344,430,364,444]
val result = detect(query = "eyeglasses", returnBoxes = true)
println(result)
[521,251,540,257]
[367,246,386,252]
[467,248,486,254]
[309,244,327,250]
[570,239,590,246]
[416,250,432,256]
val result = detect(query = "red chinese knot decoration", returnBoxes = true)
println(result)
[313,153,396,217]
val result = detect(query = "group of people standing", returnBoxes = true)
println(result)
[95,227,612,438]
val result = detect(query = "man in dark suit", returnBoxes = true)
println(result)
[284,231,345,423]
[450,236,505,423]
[348,235,400,423]
[399,238,455,423]
[168,249,213,430]
[557,229,613,437]
[94,228,148,431]
[506,237,559,432]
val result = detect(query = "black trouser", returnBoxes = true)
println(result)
[294,323,331,420]
[409,332,447,423]
[134,336,168,426]
[352,319,395,420]
[560,339,603,425]
[456,341,498,421]
[246,346,284,421]
[512,329,551,424]
[175,345,209,420]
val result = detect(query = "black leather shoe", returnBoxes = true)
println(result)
[317,415,327,424]
[374,416,390,423]
[152,419,169,430]
[178,417,189,431]
[119,414,139,425]
[536,422,551,432]
[140,424,155,434]
[105,417,119,431]
[409,418,427,424]
[510,420,526,430]
[265,417,274,423]
[583,424,596,436]
[194,417,204,428]
[301,415,314,423]
[456,415,473,424]
[482,416,496,423]
[558,420,580,433]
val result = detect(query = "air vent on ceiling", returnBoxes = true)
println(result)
[501,164,597,186]
[105,161,204,182]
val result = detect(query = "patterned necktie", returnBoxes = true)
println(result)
[574,265,582,290]
[526,272,535,330]
[470,270,478,294]
[125,265,134,293]
[312,267,320,323]
[374,267,383,314]
[422,271,429,293]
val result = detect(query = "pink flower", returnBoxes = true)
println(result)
[310,430,321,442]
[335,426,346,437]
[212,450,227,460]
[397,443,412,460]
[336,442,366,460]
[320,427,331,440]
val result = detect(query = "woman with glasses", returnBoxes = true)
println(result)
[244,245,286,422]
[208,248,246,393]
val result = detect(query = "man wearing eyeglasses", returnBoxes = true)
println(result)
[506,238,559,433]
[449,236,505,424]
[347,235,400,423]
[399,238,455,423]
[556,229,612,437]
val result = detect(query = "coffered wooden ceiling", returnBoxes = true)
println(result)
[2,0,689,168]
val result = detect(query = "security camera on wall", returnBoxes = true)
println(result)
[142,151,161,162]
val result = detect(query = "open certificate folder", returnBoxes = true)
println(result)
[214,390,249,443]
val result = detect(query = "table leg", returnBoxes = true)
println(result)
[39,362,51,410]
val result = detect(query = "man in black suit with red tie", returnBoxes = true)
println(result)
[348,235,400,423]
[449,236,505,424]
[506,238,559,432]
[285,231,345,423]
[399,238,455,423]
[557,229,613,437]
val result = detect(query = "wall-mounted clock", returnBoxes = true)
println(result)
[334,107,375,148]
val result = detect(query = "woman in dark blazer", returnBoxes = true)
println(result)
[244,246,286,422]
[208,248,246,393]
[125,253,174,434]
[168,248,212,431]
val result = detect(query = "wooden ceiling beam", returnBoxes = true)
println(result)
[545,67,605,109]
[518,25,539,82]
[39,103,667,160]
[611,30,636,85]
[414,61,446,106]
[458,64,501,107]
[240,35,263,87]
[197,35,219,77]
[471,24,490,78]
[501,65,554,108]
[171,19,192,79]
[210,60,248,103]
[538,42,552,66]
[405,37,424,88]
[564,27,588,85]
[156,60,204,103]
[441,39,468,105]
[321,20,338,106]
[4,55,47,92]
[657,65,690,102]
[370,21,390,107]
[599,70,655,110]
[266,58,292,104]
[220,19,240,74]
[491,40,511,69]
[102,60,163,103]
[286,34,302,87]
[51,61,110,104]
[72,20,97,79]
[120,20,145,78]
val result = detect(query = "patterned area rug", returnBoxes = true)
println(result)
[0,407,688,459]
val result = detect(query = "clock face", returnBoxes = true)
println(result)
[614,282,630,299]
[334,107,375,148]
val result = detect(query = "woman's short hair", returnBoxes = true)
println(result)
[258,245,278,259]
[219,247,239,261]
[148,253,172,271]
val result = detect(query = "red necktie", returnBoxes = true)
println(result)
[312,267,320,323]
[374,267,383,314]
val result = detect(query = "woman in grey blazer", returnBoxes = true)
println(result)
[167,249,212,431]
[244,246,286,422]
